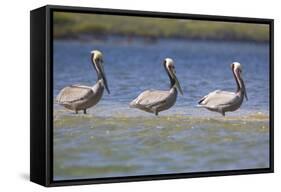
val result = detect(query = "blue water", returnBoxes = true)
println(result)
[54,38,269,116]
[53,38,270,180]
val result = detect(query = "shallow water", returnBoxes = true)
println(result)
[53,38,270,180]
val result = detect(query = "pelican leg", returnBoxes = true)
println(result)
[75,110,78,114]
[221,111,225,116]
[154,110,158,116]
[83,109,87,114]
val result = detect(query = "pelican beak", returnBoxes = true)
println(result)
[245,87,248,101]
[99,60,110,94]
[102,72,110,94]
[170,68,183,95]
[239,69,248,101]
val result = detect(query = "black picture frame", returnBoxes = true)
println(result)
[30,5,274,187]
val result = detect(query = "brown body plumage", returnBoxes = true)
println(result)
[130,58,183,116]
[197,62,248,116]
[56,50,110,114]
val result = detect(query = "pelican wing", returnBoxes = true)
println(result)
[131,90,170,108]
[56,85,93,104]
[198,90,238,108]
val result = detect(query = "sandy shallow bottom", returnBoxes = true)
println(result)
[53,106,270,181]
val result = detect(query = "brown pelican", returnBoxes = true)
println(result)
[130,58,183,116]
[197,62,248,116]
[56,50,110,114]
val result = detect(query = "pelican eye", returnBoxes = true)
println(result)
[169,64,174,69]
[95,57,101,63]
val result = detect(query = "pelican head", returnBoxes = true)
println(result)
[164,58,183,95]
[91,50,103,61]
[232,62,242,72]
[231,62,247,100]
[91,50,110,94]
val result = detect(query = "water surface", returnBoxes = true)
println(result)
[53,38,270,180]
